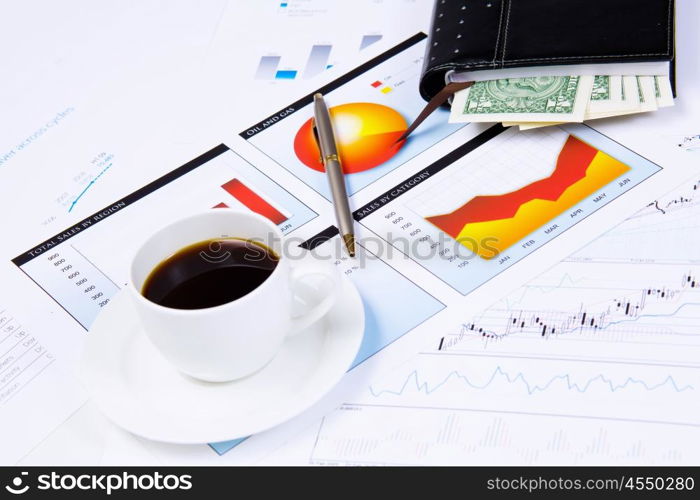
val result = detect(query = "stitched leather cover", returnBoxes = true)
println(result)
[419,0,675,101]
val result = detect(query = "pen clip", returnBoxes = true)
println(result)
[311,118,324,165]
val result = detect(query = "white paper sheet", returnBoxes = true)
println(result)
[0,0,227,171]
[0,0,228,465]
[4,0,700,467]
[253,172,700,466]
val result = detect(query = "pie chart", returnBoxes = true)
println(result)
[294,102,407,174]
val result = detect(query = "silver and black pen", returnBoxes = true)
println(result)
[312,93,356,257]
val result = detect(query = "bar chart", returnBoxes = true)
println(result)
[218,178,289,225]
[254,34,383,81]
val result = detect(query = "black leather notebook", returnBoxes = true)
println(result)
[419,0,675,102]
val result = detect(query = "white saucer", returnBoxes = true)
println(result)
[80,275,364,444]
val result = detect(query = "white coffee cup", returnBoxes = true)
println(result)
[129,209,339,382]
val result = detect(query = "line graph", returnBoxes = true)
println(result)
[570,177,700,264]
[308,173,700,465]
[440,269,700,349]
[311,350,700,465]
[306,262,700,466]
[369,367,693,398]
[619,177,699,221]
[50,152,116,219]
[453,301,700,345]
[360,351,700,422]
[314,348,700,465]
[678,134,700,152]
[437,262,700,370]
[646,183,697,215]
[308,257,700,465]
[68,162,112,213]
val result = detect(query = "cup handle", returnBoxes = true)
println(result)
[287,259,340,337]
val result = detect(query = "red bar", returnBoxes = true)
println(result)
[371,80,382,88]
[221,179,287,225]
[212,202,229,208]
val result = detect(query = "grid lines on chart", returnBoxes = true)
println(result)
[406,127,569,218]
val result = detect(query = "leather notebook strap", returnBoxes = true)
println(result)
[396,81,473,143]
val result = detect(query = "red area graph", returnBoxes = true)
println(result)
[426,136,599,238]
[221,179,287,225]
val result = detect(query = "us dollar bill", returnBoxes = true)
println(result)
[449,75,594,123]
[467,74,675,130]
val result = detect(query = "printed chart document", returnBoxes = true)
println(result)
[7,33,697,464]
[0,266,87,463]
[260,172,700,465]
[207,0,429,97]
[0,1,227,170]
[0,1,231,464]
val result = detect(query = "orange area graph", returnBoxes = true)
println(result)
[425,136,631,259]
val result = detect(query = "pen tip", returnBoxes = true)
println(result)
[314,93,323,100]
[343,234,356,257]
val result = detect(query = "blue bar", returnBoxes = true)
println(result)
[275,70,297,80]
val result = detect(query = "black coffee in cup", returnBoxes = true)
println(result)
[141,238,279,309]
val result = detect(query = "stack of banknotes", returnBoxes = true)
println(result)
[449,75,674,130]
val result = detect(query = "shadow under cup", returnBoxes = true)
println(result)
[129,210,293,382]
